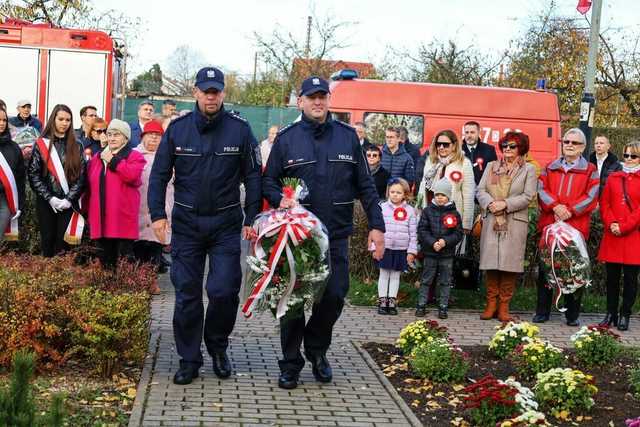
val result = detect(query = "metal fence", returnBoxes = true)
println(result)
[124,98,300,141]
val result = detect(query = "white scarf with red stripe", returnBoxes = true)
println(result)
[0,151,20,240]
[35,138,84,245]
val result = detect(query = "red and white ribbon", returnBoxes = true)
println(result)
[0,151,20,240]
[242,208,317,319]
[543,222,579,312]
[35,138,84,245]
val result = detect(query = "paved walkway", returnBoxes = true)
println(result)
[129,273,640,427]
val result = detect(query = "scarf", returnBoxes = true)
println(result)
[622,163,640,174]
[423,155,452,194]
[369,163,381,175]
[486,156,524,235]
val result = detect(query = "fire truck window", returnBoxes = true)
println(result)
[331,111,351,123]
[363,112,424,147]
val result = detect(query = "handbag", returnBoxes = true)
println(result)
[452,235,480,290]
[471,213,483,238]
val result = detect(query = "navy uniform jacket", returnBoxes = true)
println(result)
[148,106,261,226]
[263,114,384,240]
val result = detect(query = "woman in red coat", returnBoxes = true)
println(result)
[86,119,146,268]
[598,141,640,331]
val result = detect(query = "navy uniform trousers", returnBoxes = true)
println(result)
[279,237,349,373]
[170,204,243,368]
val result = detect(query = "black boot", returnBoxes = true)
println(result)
[438,306,448,319]
[618,315,630,331]
[377,297,388,315]
[598,313,618,327]
[212,351,232,378]
[278,371,299,389]
[305,352,332,383]
[387,297,398,315]
[415,305,427,317]
[532,313,550,323]
[173,363,200,385]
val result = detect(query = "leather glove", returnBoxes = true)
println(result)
[49,197,63,212]
[58,198,72,210]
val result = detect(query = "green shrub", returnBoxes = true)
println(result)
[489,322,540,359]
[534,368,597,416]
[396,319,449,355]
[511,338,567,380]
[570,325,621,367]
[409,338,469,382]
[0,350,65,427]
[67,288,150,377]
[628,363,640,397]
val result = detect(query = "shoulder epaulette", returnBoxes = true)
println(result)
[227,110,249,124]
[277,121,299,136]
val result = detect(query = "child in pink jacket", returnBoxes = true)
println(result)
[374,178,418,315]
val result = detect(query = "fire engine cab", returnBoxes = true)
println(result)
[0,20,124,124]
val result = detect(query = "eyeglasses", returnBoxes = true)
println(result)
[106,131,122,138]
[94,129,107,134]
[623,153,639,160]
[366,153,379,158]
[501,143,518,150]
[562,140,584,146]
[435,142,452,148]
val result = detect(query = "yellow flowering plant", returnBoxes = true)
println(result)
[489,322,540,359]
[570,325,621,367]
[534,368,597,417]
[511,338,566,380]
[396,320,448,355]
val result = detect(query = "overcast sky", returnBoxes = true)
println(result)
[107,0,640,79]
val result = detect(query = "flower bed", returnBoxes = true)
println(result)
[363,321,640,426]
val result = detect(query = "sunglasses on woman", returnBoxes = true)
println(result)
[366,153,379,158]
[500,143,518,150]
[435,142,452,148]
[562,139,584,146]
[94,129,107,134]
[623,153,639,160]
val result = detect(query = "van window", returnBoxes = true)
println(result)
[331,111,351,123]
[363,112,424,146]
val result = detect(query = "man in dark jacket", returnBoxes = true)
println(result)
[148,67,262,385]
[461,121,497,185]
[381,127,415,186]
[9,100,42,133]
[589,135,621,195]
[263,76,385,390]
[398,126,421,167]
[416,178,462,319]
[355,122,374,153]
[365,145,390,199]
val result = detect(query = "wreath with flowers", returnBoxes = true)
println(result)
[449,170,463,183]
[442,213,458,229]
[393,207,408,221]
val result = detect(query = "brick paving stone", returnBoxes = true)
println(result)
[129,272,640,427]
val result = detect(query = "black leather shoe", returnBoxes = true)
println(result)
[598,313,618,327]
[305,352,332,383]
[566,319,580,327]
[532,314,550,323]
[438,306,448,319]
[212,351,231,379]
[278,371,299,389]
[618,316,630,331]
[173,365,199,385]
[387,306,398,315]
[415,306,427,317]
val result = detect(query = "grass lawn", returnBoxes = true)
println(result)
[347,275,608,313]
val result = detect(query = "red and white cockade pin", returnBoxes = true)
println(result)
[449,171,463,183]
[477,157,484,171]
[393,207,408,221]
[442,213,458,228]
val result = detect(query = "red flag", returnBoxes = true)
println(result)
[577,0,592,15]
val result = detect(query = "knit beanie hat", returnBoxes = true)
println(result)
[107,119,131,141]
[432,177,452,199]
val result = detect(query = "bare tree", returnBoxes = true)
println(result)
[164,45,207,96]
[253,10,355,96]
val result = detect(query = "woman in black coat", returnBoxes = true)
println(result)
[0,108,26,242]
[27,104,86,256]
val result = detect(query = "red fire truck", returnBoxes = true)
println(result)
[0,20,124,125]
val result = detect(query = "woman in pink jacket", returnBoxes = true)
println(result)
[86,119,146,268]
[133,120,174,273]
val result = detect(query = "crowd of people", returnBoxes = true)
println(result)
[0,70,639,391]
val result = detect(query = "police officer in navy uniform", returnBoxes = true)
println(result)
[148,67,261,385]
[263,76,385,389]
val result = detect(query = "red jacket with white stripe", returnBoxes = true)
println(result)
[537,157,599,240]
